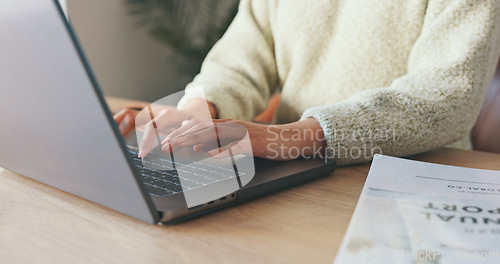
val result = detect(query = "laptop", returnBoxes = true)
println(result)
[0,0,336,224]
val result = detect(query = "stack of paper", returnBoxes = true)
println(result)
[335,155,500,264]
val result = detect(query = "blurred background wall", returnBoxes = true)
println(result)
[65,0,238,102]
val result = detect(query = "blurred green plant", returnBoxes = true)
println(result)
[126,0,239,77]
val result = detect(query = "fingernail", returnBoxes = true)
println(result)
[138,150,142,158]
[175,137,186,143]
[161,144,171,153]
[209,149,219,156]
[211,152,224,159]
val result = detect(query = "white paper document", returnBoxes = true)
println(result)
[334,154,500,264]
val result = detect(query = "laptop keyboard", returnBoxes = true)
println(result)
[127,146,239,197]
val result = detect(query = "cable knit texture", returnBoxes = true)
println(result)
[178,0,500,165]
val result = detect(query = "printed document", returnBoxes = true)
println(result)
[335,154,500,264]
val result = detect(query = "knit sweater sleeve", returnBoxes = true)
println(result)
[178,0,278,121]
[301,0,500,165]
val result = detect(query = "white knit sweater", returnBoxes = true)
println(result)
[179,0,500,165]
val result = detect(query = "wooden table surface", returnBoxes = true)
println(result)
[2,97,500,264]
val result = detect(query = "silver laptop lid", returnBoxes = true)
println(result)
[0,0,158,223]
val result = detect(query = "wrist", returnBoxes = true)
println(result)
[265,118,325,159]
[178,99,217,119]
[286,118,325,156]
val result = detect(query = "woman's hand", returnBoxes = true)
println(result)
[113,108,141,139]
[113,99,217,158]
[162,118,326,161]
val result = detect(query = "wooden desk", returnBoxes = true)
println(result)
[2,98,500,263]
